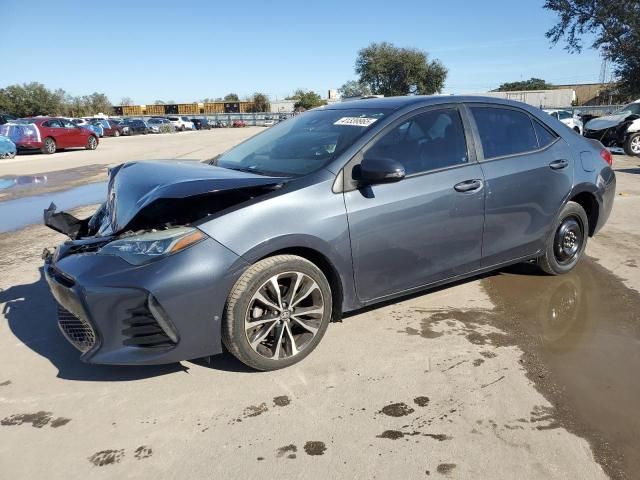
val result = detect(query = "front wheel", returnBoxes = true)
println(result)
[86,135,98,150]
[624,133,640,157]
[222,255,332,371]
[537,201,588,275]
[113,129,120,137]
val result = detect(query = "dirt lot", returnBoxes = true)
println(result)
[0,132,638,479]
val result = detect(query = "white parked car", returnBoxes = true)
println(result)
[544,109,583,135]
[166,116,195,132]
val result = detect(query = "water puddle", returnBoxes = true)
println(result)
[479,261,639,479]
[0,182,105,234]
[0,175,48,190]
[401,258,639,479]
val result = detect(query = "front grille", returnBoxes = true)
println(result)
[57,305,96,352]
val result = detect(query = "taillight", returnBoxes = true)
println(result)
[600,149,613,166]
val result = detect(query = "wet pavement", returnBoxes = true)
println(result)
[0,164,106,202]
[482,260,639,479]
[0,182,105,233]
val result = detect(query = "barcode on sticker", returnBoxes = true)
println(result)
[334,117,378,127]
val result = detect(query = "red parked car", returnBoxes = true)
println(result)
[232,120,247,128]
[0,117,99,154]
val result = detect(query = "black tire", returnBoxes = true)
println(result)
[113,130,120,137]
[180,125,185,132]
[623,132,640,157]
[85,135,98,150]
[222,255,332,371]
[41,137,56,154]
[538,201,589,275]
[573,126,581,134]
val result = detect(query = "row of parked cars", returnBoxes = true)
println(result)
[0,113,264,157]
[543,99,640,156]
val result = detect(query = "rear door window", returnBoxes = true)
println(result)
[469,106,538,159]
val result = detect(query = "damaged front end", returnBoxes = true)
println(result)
[44,160,285,241]
[584,111,640,156]
[41,160,285,365]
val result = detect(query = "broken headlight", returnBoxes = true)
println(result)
[99,227,205,265]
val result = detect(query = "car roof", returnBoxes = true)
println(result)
[325,95,549,112]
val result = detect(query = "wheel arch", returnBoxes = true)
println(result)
[256,246,345,322]
[568,190,599,237]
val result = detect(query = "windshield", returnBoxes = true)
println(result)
[617,103,640,115]
[217,108,389,176]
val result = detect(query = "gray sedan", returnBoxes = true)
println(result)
[43,96,615,370]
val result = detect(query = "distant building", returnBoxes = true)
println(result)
[270,100,296,113]
[552,83,612,105]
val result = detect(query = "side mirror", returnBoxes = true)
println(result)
[355,157,405,185]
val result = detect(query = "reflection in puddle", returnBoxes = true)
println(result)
[482,260,640,479]
[0,175,47,190]
[0,175,48,190]
[0,182,105,234]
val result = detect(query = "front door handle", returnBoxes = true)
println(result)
[549,159,569,170]
[454,179,483,193]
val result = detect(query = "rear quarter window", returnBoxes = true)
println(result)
[532,119,558,148]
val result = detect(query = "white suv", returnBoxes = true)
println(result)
[167,116,195,131]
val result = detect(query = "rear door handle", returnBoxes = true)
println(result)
[549,159,569,170]
[454,179,483,193]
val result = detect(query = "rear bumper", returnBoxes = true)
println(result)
[16,141,43,150]
[44,236,249,365]
[594,168,616,235]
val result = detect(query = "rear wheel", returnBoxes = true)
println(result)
[624,133,640,156]
[113,129,120,137]
[41,137,56,154]
[538,201,588,275]
[86,135,98,150]
[222,255,332,371]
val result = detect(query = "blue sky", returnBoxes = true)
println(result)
[2,0,604,104]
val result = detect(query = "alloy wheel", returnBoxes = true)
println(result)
[45,138,55,154]
[553,215,583,264]
[88,136,97,149]
[631,136,640,154]
[244,271,325,360]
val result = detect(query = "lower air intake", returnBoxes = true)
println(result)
[57,305,96,352]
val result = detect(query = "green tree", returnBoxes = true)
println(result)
[84,92,112,114]
[0,82,65,116]
[544,0,640,97]
[338,80,372,98]
[224,93,240,101]
[355,42,447,96]
[287,89,326,110]
[496,78,553,91]
[249,92,270,112]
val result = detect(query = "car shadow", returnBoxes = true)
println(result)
[617,168,640,175]
[0,267,186,381]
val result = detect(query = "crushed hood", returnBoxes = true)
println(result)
[105,160,284,234]
[585,113,637,131]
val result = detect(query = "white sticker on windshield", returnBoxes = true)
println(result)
[334,117,378,127]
